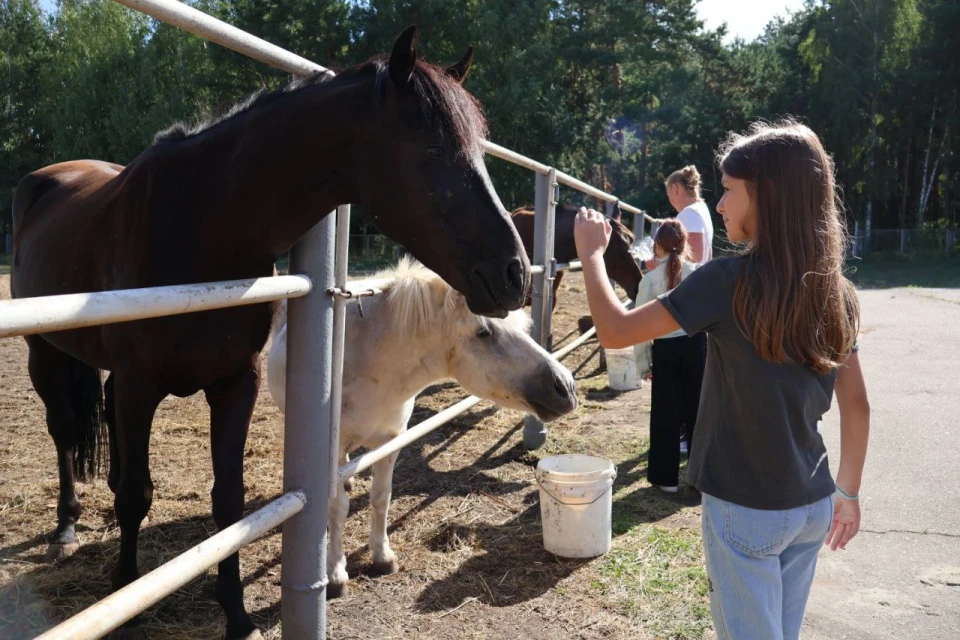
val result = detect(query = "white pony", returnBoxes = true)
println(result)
[267,258,577,596]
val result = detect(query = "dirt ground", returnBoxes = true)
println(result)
[0,271,707,639]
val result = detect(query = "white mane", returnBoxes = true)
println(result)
[374,256,531,335]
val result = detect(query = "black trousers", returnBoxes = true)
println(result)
[648,333,707,487]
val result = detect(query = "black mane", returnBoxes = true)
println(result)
[152,69,337,144]
[151,56,488,156]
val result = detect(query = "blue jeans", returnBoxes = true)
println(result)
[701,492,834,640]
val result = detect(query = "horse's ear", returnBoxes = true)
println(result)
[389,25,418,90]
[446,46,474,84]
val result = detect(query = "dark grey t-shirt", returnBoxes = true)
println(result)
[659,256,841,510]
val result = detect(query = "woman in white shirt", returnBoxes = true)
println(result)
[640,165,715,271]
[633,219,706,492]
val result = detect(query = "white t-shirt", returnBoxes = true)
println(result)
[676,201,714,265]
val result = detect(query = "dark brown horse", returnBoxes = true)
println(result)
[510,202,641,310]
[10,27,529,638]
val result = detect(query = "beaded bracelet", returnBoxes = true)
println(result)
[835,485,859,501]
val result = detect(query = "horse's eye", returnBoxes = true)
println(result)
[427,145,444,158]
[476,326,492,339]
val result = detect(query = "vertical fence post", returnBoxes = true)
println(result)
[525,168,557,450]
[282,214,335,638]
[853,219,860,258]
[329,205,350,498]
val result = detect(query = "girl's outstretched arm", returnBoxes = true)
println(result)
[826,351,870,551]
[575,208,681,348]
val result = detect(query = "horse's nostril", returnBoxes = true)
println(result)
[506,258,525,293]
[554,373,570,398]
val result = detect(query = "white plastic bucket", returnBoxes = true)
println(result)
[535,454,617,558]
[605,347,643,391]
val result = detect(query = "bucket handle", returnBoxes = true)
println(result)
[534,469,617,506]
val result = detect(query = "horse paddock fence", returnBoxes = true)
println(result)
[1,0,653,637]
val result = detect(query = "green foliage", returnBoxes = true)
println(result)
[1,0,957,240]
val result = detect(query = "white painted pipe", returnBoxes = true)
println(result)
[0,276,312,339]
[113,0,330,78]
[554,170,653,222]
[555,260,583,272]
[553,325,598,360]
[339,396,483,482]
[481,141,550,175]
[282,219,335,635]
[343,276,394,294]
[329,205,351,499]
[35,491,306,640]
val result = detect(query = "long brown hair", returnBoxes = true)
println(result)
[654,219,689,290]
[719,120,859,374]
[665,165,702,200]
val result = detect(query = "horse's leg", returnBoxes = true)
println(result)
[204,365,261,639]
[327,451,350,599]
[107,371,163,638]
[104,373,119,494]
[551,269,564,312]
[368,451,400,576]
[25,336,101,562]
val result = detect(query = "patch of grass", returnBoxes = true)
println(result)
[847,254,960,289]
[595,525,711,639]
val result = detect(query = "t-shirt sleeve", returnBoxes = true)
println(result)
[677,207,705,234]
[657,259,732,335]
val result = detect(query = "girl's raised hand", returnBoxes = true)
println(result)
[574,207,612,259]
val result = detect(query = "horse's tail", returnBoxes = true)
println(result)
[68,358,107,481]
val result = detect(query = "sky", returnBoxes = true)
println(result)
[38,0,809,45]
[696,0,810,43]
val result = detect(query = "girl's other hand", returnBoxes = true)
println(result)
[574,207,612,259]
[825,494,861,551]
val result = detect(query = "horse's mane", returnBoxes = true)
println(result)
[375,257,530,335]
[152,56,488,157]
[610,215,636,246]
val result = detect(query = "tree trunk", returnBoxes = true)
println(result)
[918,102,938,227]
[899,135,912,253]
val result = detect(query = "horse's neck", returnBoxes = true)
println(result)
[149,79,371,264]
[348,297,451,401]
[552,208,578,263]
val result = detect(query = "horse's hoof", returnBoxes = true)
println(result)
[327,581,348,600]
[227,629,263,640]
[343,477,354,493]
[43,542,79,563]
[371,558,400,576]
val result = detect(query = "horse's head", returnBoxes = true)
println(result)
[604,215,642,302]
[354,26,529,318]
[439,283,578,422]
